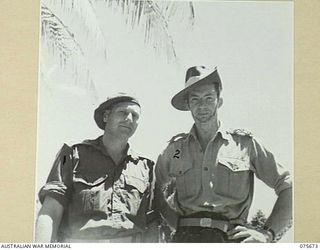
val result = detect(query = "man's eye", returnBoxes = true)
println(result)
[206,96,214,102]
[190,98,198,102]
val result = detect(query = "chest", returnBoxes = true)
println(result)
[71,148,149,192]
[69,148,150,215]
[170,139,251,174]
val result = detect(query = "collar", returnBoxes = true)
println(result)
[80,136,140,163]
[218,122,232,141]
[188,122,232,142]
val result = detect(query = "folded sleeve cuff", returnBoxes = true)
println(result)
[38,181,69,208]
[274,172,292,196]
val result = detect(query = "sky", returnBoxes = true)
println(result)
[36,0,293,242]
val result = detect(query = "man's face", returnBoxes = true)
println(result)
[188,82,222,124]
[103,102,141,140]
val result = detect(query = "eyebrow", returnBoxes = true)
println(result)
[189,92,216,97]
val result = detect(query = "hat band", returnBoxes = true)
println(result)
[109,96,140,108]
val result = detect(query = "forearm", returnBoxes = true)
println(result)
[35,214,57,242]
[154,185,179,230]
[35,196,64,242]
[158,199,179,230]
[265,188,292,236]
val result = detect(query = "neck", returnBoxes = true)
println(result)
[102,132,128,165]
[194,119,219,150]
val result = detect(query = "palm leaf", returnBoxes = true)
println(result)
[102,0,195,61]
[40,0,195,94]
[41,4,98,97]
[43,0,108,59]
[41,5,84,65]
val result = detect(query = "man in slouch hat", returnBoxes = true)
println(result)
[155,66,292,243]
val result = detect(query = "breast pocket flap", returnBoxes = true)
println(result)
[73,175,108,187]
[218,157,250,172]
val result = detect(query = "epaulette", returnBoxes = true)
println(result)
[78,139,95,145]
[230,128,253,137]
[168,133,188,144]
[69,139,89,147]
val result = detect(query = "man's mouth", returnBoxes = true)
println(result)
[119,124,132,130]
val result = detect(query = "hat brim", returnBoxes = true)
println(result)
[94,96,140,130]
[171,70,221,111]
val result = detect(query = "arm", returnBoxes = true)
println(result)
[228,188,292,243]
[229,137,292,243]
[36,144,74,242]
[265,187,292,235]
[35,196,64,242]
[154,153,179,230]
[154,184,179,230]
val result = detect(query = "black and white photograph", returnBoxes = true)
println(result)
[34,0,293,243]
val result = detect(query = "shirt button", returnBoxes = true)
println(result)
[204,167,209,171]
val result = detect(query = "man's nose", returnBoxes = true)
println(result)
[198,98,206,106]
[126,113,133,122]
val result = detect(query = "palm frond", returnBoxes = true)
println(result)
[40,0,196,95]
[41,5,84,65]
[189,1,195,25]
[102,0,195,61]
[41,4,98,97]
[43,0,108,59]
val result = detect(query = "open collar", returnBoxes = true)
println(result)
[188,121,232,142]
[80,136,140,164]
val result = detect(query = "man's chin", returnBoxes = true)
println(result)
[195,116,212,123]
[118,127,135,138]
[116,133,132,141]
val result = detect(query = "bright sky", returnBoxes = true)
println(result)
[37,0,293,242]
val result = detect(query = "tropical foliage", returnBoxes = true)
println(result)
[249,209,267,228]
[40,0,195,98]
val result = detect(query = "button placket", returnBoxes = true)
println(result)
[201,155,211,194]
[202,140,218,194]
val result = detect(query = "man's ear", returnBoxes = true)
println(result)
[103,110,110,122]
[185,94,190,110]
[218,97,223,108]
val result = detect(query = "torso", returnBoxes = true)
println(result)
[47,137,154,240]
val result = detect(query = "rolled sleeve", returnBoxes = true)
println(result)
[38,144,74,208]
[155,149,180,228]
[155,153,169,189]
[155,149,174,198]
[250,138,292,196]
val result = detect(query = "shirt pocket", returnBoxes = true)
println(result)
[214,157,252,200]
[170,161,199,200]
[73,175,112,214]
[123,174,149,216]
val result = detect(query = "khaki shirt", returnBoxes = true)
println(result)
[155,125,291,223]
[39,136,154,241]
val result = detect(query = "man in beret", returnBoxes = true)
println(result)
[35,93,158,242]
[155,66,292,243]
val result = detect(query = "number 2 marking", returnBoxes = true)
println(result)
[173,149,180,159]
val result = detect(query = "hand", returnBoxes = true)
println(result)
[227,225,273,243]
